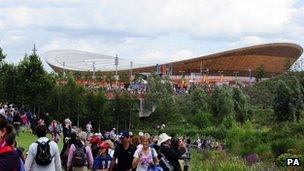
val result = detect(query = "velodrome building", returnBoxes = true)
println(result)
[44,43,303,84]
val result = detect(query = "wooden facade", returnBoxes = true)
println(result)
[48,43,303,77]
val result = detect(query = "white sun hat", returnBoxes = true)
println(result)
[157,133,172,146]
[138,132,144,137]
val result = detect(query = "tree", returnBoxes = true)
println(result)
[211,86,234,122]
[188,86,210,114]
[193,111,212,128]
[255,65,265,82]
[17,53,55,114]
[0,47,6,62]
[105,72,115,84]
[119,72,129,83]
[232,87,249,123]
[288,76,304,121]
[145,73,174,122]
[273,80,293,122]
[0,63,19,102]
[59,76,86,127]
[85,90,107,132]
[109,91,138,132]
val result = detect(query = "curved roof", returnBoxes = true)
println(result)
[44,49,131,72]
[44,43,303,77]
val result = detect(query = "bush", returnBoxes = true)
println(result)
[275,152,300,167]
[211,86,234,122]
[201,126,226,140]
[194,111,212,128]
[271,139,295,158]
[252,143,274,163]
[226,121,264,156]
[222,115,237,129]
[192,150,250,171]
[232,88,249,123]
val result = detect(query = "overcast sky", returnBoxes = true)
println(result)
[0,0,303,71]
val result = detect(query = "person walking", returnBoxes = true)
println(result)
[13,112,21,136]
[86,121,93,138]
[93,141,112,171]
[25,125,62,171]
[109,131,135,171]
[67,131,94,171]
[50,120,60,143]
[60,131,80,171]
[0,115,23,171]
[132,135,159,171]
[63,118,72,144]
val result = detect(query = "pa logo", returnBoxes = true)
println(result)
[286,158,301,166]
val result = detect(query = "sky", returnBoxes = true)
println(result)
[0,0,304,71]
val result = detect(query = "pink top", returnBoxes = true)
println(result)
[67,143,94,169]
[21,115,28,125]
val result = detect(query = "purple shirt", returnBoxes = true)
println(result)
[67,143,94,169]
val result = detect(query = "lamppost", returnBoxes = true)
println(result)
[205,69,209,83]
[270,73,275,78]
[115,54,119,87]
[130,61,133,84]
[62,61,66,77]
[92,61,96,80]
[179,71,185,85]
[218,71,223,82]
[248,68,252,82]
[234,71,239,84]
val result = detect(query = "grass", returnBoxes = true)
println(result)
[16,129,64,152]
[191,149,251,171]
[16,131,300,170]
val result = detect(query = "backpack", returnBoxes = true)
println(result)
[159,152,174,171]
[71,144,87,167]
[91,143,99,158]
[35,140,53,166]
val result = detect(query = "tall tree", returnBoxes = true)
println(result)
[59,76,86,127]
[211,86,234,122]
[85,90,107,132]
[145,73,174,122]
[17,53,55,114]
[188,85,210,114]
[232,87,249,123]
[273,80,293,122]
[0,63,18,102]
[0,47,6,62]
[255,65,265,82]
[288,76,304,121]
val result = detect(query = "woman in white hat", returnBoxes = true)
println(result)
[159,133,186,171]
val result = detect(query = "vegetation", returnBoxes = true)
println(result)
[1,46,304,169]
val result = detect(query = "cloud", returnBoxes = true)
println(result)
[0,0,299,38]
[0,0,303,71]
[229,36,266,48]
[171,50,194,61]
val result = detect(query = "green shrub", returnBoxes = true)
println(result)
[271,139,295,158]
[222,115,237,129]
[201,126,226,140]
[276,152,299,167]
[192,149,250,171]
[226,121,264,156]
[211,86,234,122]
[194,111,212,128]
[254,144,273,161]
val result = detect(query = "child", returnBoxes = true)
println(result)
[93,141,112,171]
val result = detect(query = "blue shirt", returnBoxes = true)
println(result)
[93,154,112,170]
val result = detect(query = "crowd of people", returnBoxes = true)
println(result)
[0,103,191,171]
